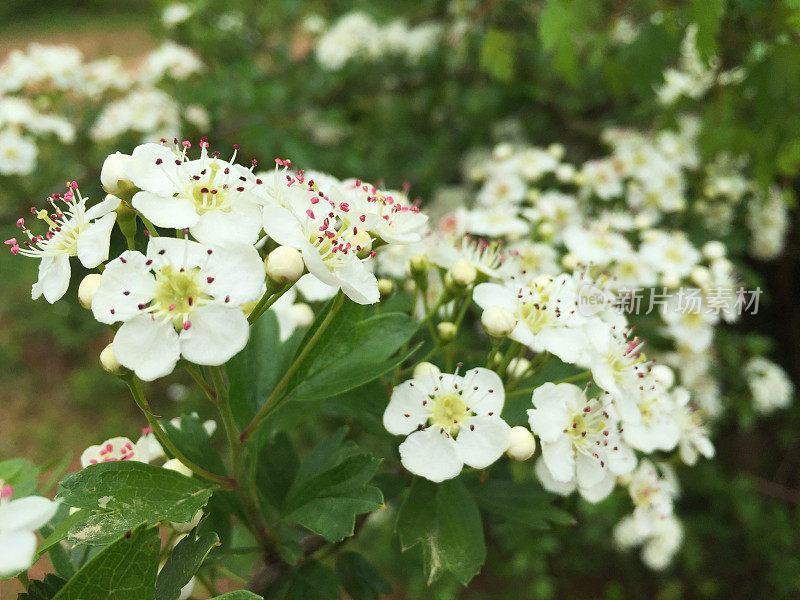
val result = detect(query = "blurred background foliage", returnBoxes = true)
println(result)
[1,0,799,598]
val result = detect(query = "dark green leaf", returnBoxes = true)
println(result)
[470,479,576,529]
[336,551,392,600]
[18,574,66,600]
[262,560,339,600]
[154,528,220,600]
[52,524,160,600]
[480,29,516,83]
[57,461,215,545]
[396,478,486,585]
[209,593,264,599]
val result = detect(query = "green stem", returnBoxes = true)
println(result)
[185,364,215,400]
[127,378,237,489]
[248,284,293,325]
[138,214,159,237]
[240,290,346,444]
[496,341,522,379]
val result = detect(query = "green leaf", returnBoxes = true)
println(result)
[539,0,590,84]
[255,432,299,510]
[281,302,417,404]
[57,462,215,545]
[209,593,264,599]
[689,0,725,58]
[18,574,66,600]
[281,430,384,542]
[336,551,392,600]
[0,457,39,496]
[470,479,576,529]
[37,509,91,558]
[262,560,340,600]
[480,29,516,83]
[154,528,220,600]
[53,524,160,600]
[396,478,486,585]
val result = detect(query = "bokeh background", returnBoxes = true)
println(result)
[1,1,799,598]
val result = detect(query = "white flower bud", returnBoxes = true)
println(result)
[661,271,681,289]
[555,164,576,183]
[100,343,122,374]
[163,458,193,478]
[378,278,394,296]
[507,357,530,379]
[101,152,134,195]
[493,142,514,161]
[481,306,517,337]
[537,222,554,238]
[265,246,304,285]
[506,426,536,461]
[547,143,565,160]
[449,259,476,287]
[437,321,457,343]
[78,273,103,309]
[408,253,429,276]
[413,361,441,377]
[291,303,314,327]
[690,266,711,287]
[702,241,726,260]
[651,364,675,388]
[561,252,580,270]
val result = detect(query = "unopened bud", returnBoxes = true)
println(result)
[507,357,530,379]
[100,343,122,374]
[650,364,675,388]
[481,306,516,337]
[561,252,579,270]
[690,266,711,287]
[493,142,514,161]
[554,164,575,183]
[291,303,314,327]
[537,222,554,238]
[448,259,476,287]
[702,241,726,261]
[163,458,193,478]
[506,426,536,461]
[661,271,681,289]
[408,253,429,276]
[437,321,457,344]
[378,278,394,297]
[101,152,134,196]
[78,273,103,309]
[547,143,565,160]
[266,246,304,285]
[413,362,440,377]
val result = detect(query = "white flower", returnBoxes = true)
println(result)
[639,230,700,278]
[474,275,589,364]
[660,292,718,352]
[162,3,193,27]
[477,175,526,206]
[383,367,511,482]
[534,456,617,503]
[580,159,624,200]
[460,206,530,238]
[614,513,683,570]
[7,184,119,303]
[91,237,265,380]
[262,181,379,304]
[622,380,681,453]
[745,357,794,414]
[125,142,265,245]
[671,387,714,465]
[0,130,37,175]
[139,42,203,83]
[505,241,560,280]
[0,488,58,577]
[563,226,632,266]
[528,382,636,490]
[431,236,506,280]
[81,436,141,467]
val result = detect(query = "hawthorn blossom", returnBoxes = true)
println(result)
[671,387,715,465]
[745,357,794,414]
[622,380,681,453]
[0,486,58,577]
[6,184,119,303]
[124,141,265,244]
[91,237,265,380]
[527,382,636,490]
[80,436,141,467]
[383,366,511,482]
[431,236,506,279]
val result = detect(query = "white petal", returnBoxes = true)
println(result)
[126,143,181,196]
[262,204,307,248]
[31,254,70,303]
[578,471,616,503]
[455,416,511,469]
[528,383,570,443]
[191,202,263,246]
[332,258,380,305]
[0,531,37,577]
[146,236,205,269]
[180,305,249,366]
[398,428,463,483]
[462,367,505,414]
[607,442,637,476]
[84,194,121,222]
[383,381,430,435]
[576,452,606,488]
[203,243,265,305]
[92,251,156,324]
[114,315,180,380]
[473,283,517,312]
[534,457,576,496]
[0,496,58,532]
[536,327,586,364]
[132,191,199,229]
[296,273,337,301]
[541,436,575,482]
[77,212,116,268]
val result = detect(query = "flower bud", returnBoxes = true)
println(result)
[690,266,711,287]
[702,240,726,261]
[507,357,530,379]
[506,426,536,461]
[100,343,122,374]
[291,303,314,327]
[448,259,476,287]
[537,222,554,238]
[661,271,681,289]
[493,142,514,161]
[437,321,457,344]
[266,246,304,285]
[481,306,517,337]
[378,278,394,297]
[408,253,429,276]
[555,164,576,183]
[101,152,134,196]
[561,252,579,270]
[547,143,565,160]
[78,273,103,309]
[163,458,193,478]
[413,361,441,377]
[650,364,675,388]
